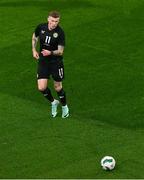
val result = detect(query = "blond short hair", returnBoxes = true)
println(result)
[48,11,60,18]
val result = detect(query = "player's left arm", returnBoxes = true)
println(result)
[52,45,64,56]
[41,45,64,56]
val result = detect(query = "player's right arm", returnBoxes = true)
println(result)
[32,33,39,60]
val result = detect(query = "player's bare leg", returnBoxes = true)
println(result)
[38,79,59,117]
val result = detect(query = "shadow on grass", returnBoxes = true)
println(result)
[1,7,144,129]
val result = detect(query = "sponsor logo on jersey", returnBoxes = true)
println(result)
[53,32,58,38]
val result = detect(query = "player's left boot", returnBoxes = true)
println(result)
[62,105,69,118]
[51,99,59,117]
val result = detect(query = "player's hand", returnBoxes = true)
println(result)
[41,49,51,56]
[32,49,39,60]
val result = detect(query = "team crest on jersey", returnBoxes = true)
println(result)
[41,30,45,34]
[53,32,58,38]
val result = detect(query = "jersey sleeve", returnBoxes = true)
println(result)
[34,24,41,37]
[58,29,65,46]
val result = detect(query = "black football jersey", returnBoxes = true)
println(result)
[34,23,65,61]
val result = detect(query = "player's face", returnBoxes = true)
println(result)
[48,16,60,30]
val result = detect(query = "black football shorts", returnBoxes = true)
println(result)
[37,59,64,82]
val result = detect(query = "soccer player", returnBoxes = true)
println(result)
[32,11,69,118]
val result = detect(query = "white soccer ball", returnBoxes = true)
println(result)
[101,156,116,170]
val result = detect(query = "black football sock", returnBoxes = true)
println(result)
[40,88,54,102]
[57,88,66,106]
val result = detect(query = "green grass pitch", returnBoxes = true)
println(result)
[0,0,144,178]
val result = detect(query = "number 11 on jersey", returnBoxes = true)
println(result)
[45,36,51,44]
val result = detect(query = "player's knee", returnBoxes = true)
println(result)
[38,85,47,92]
[54,84,62,92]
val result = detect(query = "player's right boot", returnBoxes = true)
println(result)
[51,99,59,117]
